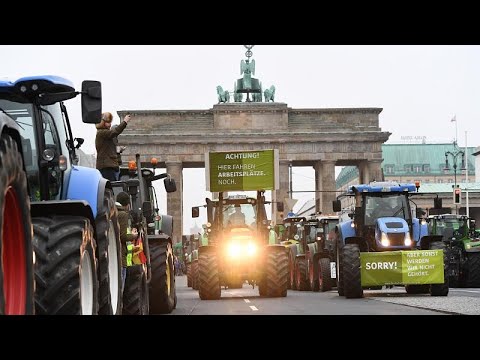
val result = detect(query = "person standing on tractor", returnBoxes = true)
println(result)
[116,191,138,293]
[95,112,132,181]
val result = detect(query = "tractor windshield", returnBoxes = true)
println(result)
[223,202,257,228]
[430,217,467,240]
[364,193,410,226]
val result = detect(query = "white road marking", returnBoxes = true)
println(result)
[450,289,480,294]
[249,305,258,311]
[244,299,251,303]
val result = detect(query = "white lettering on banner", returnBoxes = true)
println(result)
[365,262,398,270]
[225,152,260,160]
[218,179,236,185]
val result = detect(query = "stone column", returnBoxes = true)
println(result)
[358,161,369,184]
[273,160,290,224]
[368,160,384,182]
[166,161,183,245]
[315,160,336,214]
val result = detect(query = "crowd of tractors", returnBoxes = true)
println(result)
[2,75,480,315]
[183,182,480,301]
[0,75,177,315]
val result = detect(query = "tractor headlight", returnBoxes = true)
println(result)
[404,232,412,246]
[228,243,241,258]
[381,233,390,247]
[466,243,471,250]
[246,242,257,256]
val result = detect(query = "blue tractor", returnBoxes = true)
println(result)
[332,181,448,298]
[0,76,122,314]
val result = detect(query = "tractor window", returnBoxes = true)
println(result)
[40,109,62,200]
[364,194,410,226]
[0,100,40,201]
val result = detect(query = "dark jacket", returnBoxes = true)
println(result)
[117,204,137,267]
[95,120,128,170]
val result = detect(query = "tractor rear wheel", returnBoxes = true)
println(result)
[198,251,221,300]
[191,259,199,290]
[33,216,98,315]
[430,241,449,296]
[295,258,310,291]
[260,247,289,297]
[0,134,34,315]
[186,263,192,287]
[343,244,363,298]
[318,257,333,292]
[96,189,122,314]
[465,252,480,287]
[122,264,149,315]
[149,241,176,314]
[336,241,344,296]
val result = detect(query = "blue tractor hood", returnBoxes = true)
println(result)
[376,217,409,234]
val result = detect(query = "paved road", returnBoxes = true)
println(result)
[169,276,456,315]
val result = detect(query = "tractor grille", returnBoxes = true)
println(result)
[387,232,405,246]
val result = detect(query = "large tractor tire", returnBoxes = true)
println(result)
[464,252,480,287]
[405,284,429,294]
[149,241,176,314]
[288,246,297,290]
[430,241,449,296]
[33,216,98,315]
[122,264,149,315]
[295,258,310,291]
[191,259,199,290]
[186,263,192,287]
[318,257,333,292]
[336,241,344,296]
[0,134,34,315]
[343,244,363,298]
[259,247,289,297]
[95,189,122,315]
[198,251,221,300]
[309,255,319,292]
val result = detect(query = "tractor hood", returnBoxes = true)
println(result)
[377,217,409,234]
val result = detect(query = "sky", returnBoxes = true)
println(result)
[1,45,479,233]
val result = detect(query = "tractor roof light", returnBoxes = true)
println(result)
[128,160,137,171]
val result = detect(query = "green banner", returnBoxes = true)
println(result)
[360,250,444,286]
[206,150,277,192]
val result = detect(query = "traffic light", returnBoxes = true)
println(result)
[453,188,461,205]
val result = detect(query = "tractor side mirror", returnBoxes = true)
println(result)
[332,200,342,212]
[164,177,177,193]
[142,201,153,220]
[192,207,200,218]
[277,202,284,212]
[81,80,102,124]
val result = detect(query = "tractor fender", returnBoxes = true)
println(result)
[337,221,355,245]
[465,246,480,253]
[148,233,172,247]
[198,245,216,255]
[30,200,95,226]
[157,214,173,238]
[66,165,108,218]
[419,235,443,250]
[345,236,368,252]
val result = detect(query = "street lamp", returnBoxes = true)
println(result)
[444,147,466,214]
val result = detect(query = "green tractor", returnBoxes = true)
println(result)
[112,155,177,314]
[427,214,480,287]
[278,216,306,289]
[183,234,200,288]
[192,191,289,299]
[289,214,339,292]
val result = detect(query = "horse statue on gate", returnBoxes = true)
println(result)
[264,85,275,102]
[216,86,230,103]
